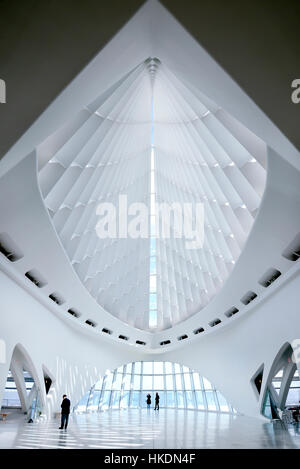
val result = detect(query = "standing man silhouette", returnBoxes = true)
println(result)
[59,394,71,430]
[154,392,160,410]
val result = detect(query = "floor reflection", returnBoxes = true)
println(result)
[0,409,299,449]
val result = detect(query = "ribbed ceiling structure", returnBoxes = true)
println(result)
[38,54,266,331]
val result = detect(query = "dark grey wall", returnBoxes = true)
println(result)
[0,0,299,160]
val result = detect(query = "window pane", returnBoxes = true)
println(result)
[166,374,174,390]
[174,364,181,374]
[203,377,212,390]
[120,392,130,408]
[177,391,185,408]
[184,373,192,390]
[111,391,120,409]
[166,391,175,407]
[286,387,300,406]
[216,391,229,412]
[206,391,217,410]
[123,374,131,391]
[94,377,104,391]
[149,293,157,310]
[193,373,201,390]
[143,375,153,390]
[195,391,205,410]
[112,373,122,390]
[175,374,182,390]
[186,391,195,408]
[158,392,165,407]
[76,392,89,412]
[165,362,173,374]
[153,375,164,390]
[150,257,156,275]
[149,310,157,328]
[150,217,156,237]
[104,373,113,389]
[89,390,101,410]
[100,391,111,410]
[150,276,157,293]
[131,391,140,408]
[133,375,141,390]
[153,362,164,374]
[126,363,132,374]
[143,362,153,374]
[150,238,156,256]
[134,362,141,374]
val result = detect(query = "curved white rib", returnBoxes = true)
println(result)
[38,57,266,331]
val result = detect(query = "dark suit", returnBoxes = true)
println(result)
[60,398,71,429]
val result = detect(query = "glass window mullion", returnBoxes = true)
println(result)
[108,371,116,408]
[200,376,208,410]
[120,364,126,408]
[163,362,167,409]
[173,362,178,407]
[189,372,196,409]
[86,385,94,411]
[98,375,106,411]
[180,365,187,408]
[139,362,143,408]
[214,390,220,412]
[129,362,135,408]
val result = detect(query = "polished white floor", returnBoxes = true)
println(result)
[1,408,300,449]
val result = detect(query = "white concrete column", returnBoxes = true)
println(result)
[0,342,13,409]
[10,361,28,412]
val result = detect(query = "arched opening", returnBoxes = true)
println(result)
[262,343,300,424]
[0,344,43,422]
[74,361,235,414]
[1,369,34,409]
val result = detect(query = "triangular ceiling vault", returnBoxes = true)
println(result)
[6,0,298,332]
[38,46,267,330]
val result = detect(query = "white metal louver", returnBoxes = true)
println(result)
[38,54,266,331]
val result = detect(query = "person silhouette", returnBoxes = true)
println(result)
[59,394,71,430]
[154,392,160,410]
[146,394,151,409]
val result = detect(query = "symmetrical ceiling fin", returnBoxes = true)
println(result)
[38,54,266,331]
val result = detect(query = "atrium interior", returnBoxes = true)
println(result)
[0,0,299,450]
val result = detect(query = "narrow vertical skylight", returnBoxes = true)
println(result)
[39,55,267,331]
[149,93,157,329]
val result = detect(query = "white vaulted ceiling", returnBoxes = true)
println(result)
[37,50,266,331]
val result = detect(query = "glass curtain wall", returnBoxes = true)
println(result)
[1,370,34,408]
[75,361,235,414]
[272,368,300,406]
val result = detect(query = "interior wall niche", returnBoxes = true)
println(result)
[282,232,300,261]
[0,232,23,262]
[44,376,52,395]
[251,365,264,398]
